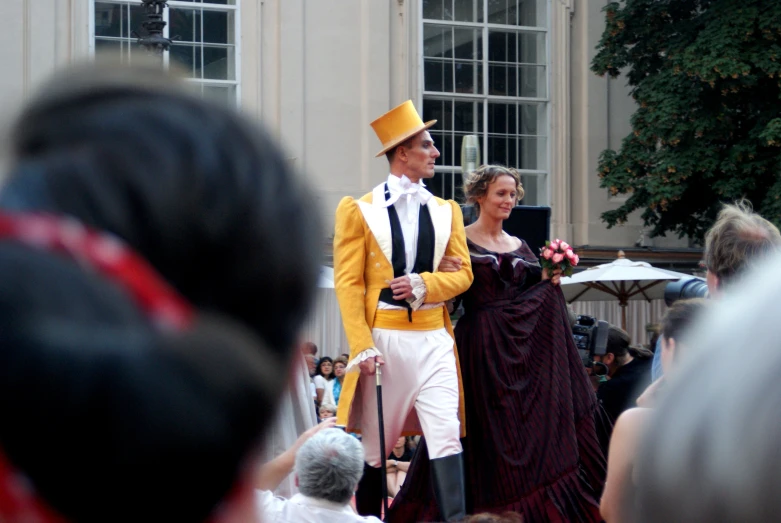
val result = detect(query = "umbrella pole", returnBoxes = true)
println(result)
[621,303,627,331]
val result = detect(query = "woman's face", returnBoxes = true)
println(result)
[477,174,518,221]
[394,436,406,450]
[334,362,346,377]
[319,361,333,377]
[320,408,335,418]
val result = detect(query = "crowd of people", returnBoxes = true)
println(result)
[3,58,781,523]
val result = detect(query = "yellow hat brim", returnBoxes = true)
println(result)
[374,120,437,158]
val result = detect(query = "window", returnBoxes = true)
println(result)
[422,0,549,205]
[91,0,240,106]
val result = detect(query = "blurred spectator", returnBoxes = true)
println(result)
[319,403,336,420]
[0,61,318,522]
[262,349,319,499]
[313,356,335,407]
[387,436,413,497]
[630,252,781,522]
[599,299,707,522]
[594,326,654,423]
[324,357,347,407]
[305,354,318,377]
[301,341,319,358]
[652,200,781,380]
[645,323,661,353]
[257,426,381,522]
[341,352,351,361]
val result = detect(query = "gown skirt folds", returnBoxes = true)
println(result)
[387,239,607,523]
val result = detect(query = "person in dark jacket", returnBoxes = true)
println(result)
[595,325,654,424]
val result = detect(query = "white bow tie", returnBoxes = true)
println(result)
[383,175,432,223]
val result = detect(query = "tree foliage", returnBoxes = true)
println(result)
[592,0,781,241]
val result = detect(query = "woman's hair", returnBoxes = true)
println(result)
[463,165,524,216]
[1,61,320,357]
[334,357,348,367]
[0,62,319,522]
[661,298,708,342]
[632,251,781,522]
[317,356,335,379]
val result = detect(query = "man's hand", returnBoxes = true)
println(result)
[359,355,386,376]
[292,417,337,454]
[542,267,563,286]
[438,256,462,273]
[390,275,414,300]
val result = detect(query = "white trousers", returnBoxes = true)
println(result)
[360,327,462,467]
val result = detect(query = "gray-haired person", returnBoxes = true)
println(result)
[256,426,381,522]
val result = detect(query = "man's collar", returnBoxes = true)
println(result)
[289,493,356,513]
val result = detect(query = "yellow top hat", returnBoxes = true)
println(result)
[370,100,437,158]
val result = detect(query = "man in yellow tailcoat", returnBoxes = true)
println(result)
[333,100,473,521]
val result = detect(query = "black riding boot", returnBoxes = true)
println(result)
[431,453,467,522]
[355,462,383,518]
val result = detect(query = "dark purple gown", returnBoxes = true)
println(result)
[387,239,607,522]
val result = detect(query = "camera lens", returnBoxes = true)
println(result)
[664,277,709,306]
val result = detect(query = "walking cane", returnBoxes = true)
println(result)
[376,361,390,518]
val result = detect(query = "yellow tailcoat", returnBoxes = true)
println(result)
[333,183,473,437]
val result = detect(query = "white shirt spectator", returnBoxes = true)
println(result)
[256,490,381,522]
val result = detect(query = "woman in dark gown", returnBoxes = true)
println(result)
[388,166,606,522]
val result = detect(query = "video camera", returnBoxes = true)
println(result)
[573,315,610,376]
[664,276,708,306]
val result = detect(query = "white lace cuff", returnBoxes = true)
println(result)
[345,348,383,373]
[407,273,427,311]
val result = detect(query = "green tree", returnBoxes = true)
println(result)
[592,0,781,241]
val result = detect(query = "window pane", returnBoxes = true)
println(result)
[487,0,509,25]
[424,25,452,59]
[454,0,483,23]
[518,32,545,65]
[94,3,144,38]
[169,8,233,45]
[517,0,546,27]
[423,0,445,20]
[454,101,480,132]
[518,64,546,97]
[170,43,234,80]
[487,0,546,27]
[177,0,234,4]
[520,173,544,205]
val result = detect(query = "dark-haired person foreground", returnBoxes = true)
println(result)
[389,165,606,522]
[594,326,653,424]
[0,61,319,522]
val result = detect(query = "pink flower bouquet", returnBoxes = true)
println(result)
[540,239,579,277]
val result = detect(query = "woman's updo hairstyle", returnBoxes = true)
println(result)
[463,165,524,216]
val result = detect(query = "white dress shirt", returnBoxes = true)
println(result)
[256,490,382,523]
[377,174,441,312]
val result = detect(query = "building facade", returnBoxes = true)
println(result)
[0,0,698,344]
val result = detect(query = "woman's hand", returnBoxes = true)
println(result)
[542,267,563,286]
[438,256,462,273]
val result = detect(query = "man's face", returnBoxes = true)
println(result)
[400,131,439,182]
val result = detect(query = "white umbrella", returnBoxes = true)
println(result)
[560,251,692,330]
